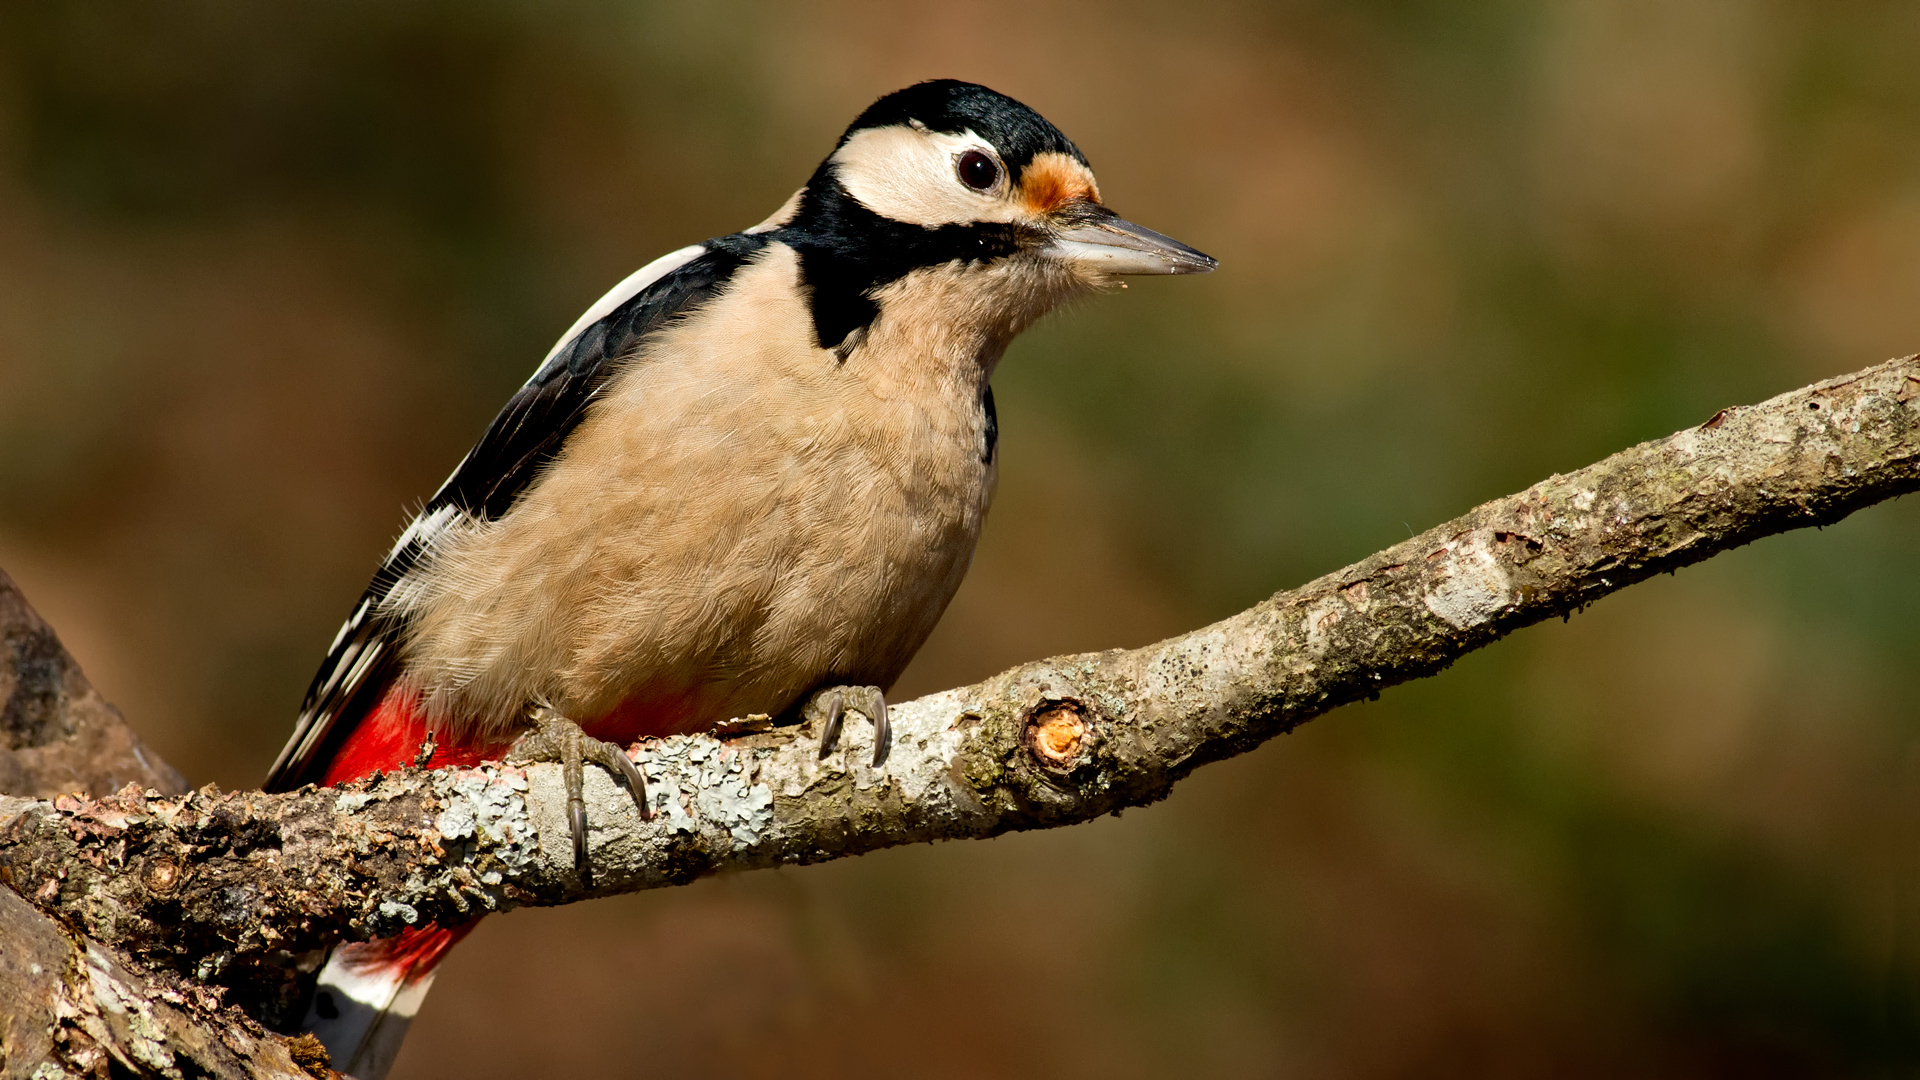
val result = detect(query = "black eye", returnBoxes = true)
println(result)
[957,150,1000,191]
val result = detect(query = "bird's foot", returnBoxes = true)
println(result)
[802,685,891,767]
[506,708,650,880]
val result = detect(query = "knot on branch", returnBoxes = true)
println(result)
[1010,686,1112,814]
[1024,699,1092,771]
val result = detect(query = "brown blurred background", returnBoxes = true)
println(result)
[4,1,1920,1076]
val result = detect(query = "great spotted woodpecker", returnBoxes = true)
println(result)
[265,79,1214,1077]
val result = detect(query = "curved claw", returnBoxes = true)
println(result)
[805,685,891,767]
[817,690,846,759]
[603,744,652,822]
[510,708,650,884]
[866,690,890,768]
[567,798,589,873]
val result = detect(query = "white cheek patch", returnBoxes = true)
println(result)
[831,125,1026,228]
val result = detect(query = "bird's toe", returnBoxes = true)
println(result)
[802,685,890,766]
[507,708,650,883]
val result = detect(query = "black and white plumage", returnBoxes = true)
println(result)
[269,78,1215,1080]
[265,237,767,789]
[267,79,1214,794]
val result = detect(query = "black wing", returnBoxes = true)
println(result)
[264,235,769,791]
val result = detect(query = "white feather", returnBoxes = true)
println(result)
[386,504,462,564]
[535,244,707,374]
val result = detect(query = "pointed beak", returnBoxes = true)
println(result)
[1043,203,1218,276]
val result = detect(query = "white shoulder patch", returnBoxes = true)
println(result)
[535,244,707,374]
[744,189,805,234]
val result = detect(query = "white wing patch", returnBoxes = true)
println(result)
[535,244,707,374]
[325,597,372,655]
[270,242,730,791]
[386,503,463,564]
[283,638,385,765]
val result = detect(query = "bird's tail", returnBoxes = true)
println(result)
[296,688,507,1079]
[303,922,477,1080]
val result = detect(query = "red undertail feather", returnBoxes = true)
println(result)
[322,683,698,789]
[320,684,512,788]
[315,683,691,987]
[340,921,479,982]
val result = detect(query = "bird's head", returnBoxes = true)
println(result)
[762,80,1216,358]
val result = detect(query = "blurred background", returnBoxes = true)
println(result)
[3,1,1919,1075]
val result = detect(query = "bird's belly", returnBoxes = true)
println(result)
[578,440,989,733]
[394,352,992,738]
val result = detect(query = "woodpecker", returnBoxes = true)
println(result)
[266,79,1214,1077]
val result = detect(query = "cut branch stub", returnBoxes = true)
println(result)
[995,674,1115,816]
[1025,699,1093,772]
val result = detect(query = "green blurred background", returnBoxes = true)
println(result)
[3,1,1920,1075]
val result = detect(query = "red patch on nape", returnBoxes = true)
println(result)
[1019,152,1099,215]
[319,686,511,788]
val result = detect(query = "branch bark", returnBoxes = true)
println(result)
[1,569,187,802]
[0,571,325,1078]
[3,356,1918,1045]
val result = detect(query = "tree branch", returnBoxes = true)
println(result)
[3,356,1918,1026]
[1,568,187,801]
[0,572,323,1077]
